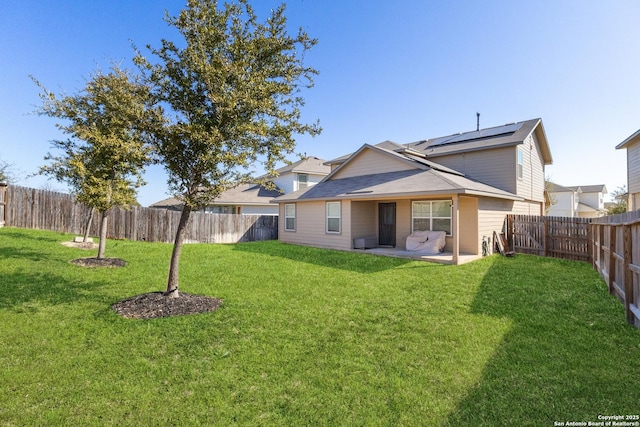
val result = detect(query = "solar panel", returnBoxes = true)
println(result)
[428,122,523,147]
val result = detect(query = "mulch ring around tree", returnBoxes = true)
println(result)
[70,257,127,268]
[112,292,223,319]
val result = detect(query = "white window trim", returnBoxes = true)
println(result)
[517,147,524,180]
[411,200,452,236]
[326,201,341,234]
[296,173,309,191]
[284,203,296,232]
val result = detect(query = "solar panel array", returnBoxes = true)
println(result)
[426,122,524,148]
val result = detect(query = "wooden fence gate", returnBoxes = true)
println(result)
[505,214,592,262]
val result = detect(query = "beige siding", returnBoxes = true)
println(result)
[279,200,352,250]
[458,196,479,254]
[434,146,517,194]
[628,141,640,201]
[395,200,412,250]
[433,134,547,204]
[351,201,377,242]
[477,197,542,254]
[517,134,546,203]
[478,197,513,254]
[331,149,414,179]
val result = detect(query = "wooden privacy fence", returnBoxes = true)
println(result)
[505,214,592,262]
[4,185,278,244]
[591,211,640,327]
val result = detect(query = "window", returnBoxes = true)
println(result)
[297,173,308,190]
[326,201,341,233]
[205,205,237,214]
[284,203,296,231]
[411,200,452,235]
[517,148,524,179]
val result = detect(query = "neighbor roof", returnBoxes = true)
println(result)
[151,183,281,209]
[263,156,331,177]
[616,129,640,150]
[567,184,607,194]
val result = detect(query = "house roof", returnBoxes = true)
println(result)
[260,156,331,178]
[407,118,553,165]
[274,166,523,203]
[616,129,640,150]
[548,183,607,194]
[326,118,553,167]
[150,183,282,209]
[548,183,579,193]
[325,141,407,166]
[566,184,607,194]
[276,119,551,204]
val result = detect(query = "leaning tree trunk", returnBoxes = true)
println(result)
[83,208,95,242]
[97,210,109,259]
[165,205,192,298]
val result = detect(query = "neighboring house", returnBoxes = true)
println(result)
[266,156,331,195]
[273,118,552,264]
[150,156,330,215]
[616,129,640,211]
[547,183,607,218]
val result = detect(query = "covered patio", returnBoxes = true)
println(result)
[352,246,483,265]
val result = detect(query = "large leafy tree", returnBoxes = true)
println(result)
[135,0,320,297]
[33,66,160,258]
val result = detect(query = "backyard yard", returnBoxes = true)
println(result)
[1,227,639,426]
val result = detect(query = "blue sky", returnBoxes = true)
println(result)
[1,0,639,206]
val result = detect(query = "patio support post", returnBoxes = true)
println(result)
[452,194,460,264]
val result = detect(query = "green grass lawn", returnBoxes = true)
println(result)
[1,227,639,426]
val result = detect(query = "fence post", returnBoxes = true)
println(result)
[543,217,549,257]
[623,225,634,325]
[608,225,616,294]
[587,224,596,265]
[0,182,7,227]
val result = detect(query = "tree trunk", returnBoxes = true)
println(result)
[165,205,192,298]
[97,210,109,259]
[83,208,94,242]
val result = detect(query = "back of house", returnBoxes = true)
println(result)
[274,118,553,264]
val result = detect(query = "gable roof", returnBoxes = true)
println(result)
[616,129,640,150]
[407,118,552,164]
[266,156,331,177]
[567,184,607,194]
[325,143,464,183]
[274,146,523,203]
[325,118,553,167]
[274,169,522,202]
[548,183,578,193]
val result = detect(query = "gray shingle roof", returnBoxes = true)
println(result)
[267,156,331,177]
[274,168,522,202]
[151,183,281,209]
[408,118,552,164]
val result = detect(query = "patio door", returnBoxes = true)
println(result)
[378,203,396,247]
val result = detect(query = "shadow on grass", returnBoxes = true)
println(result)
[445,255,640,425]
[0,229,63,243]
[232,241,411,273]
[0,270,112,311]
